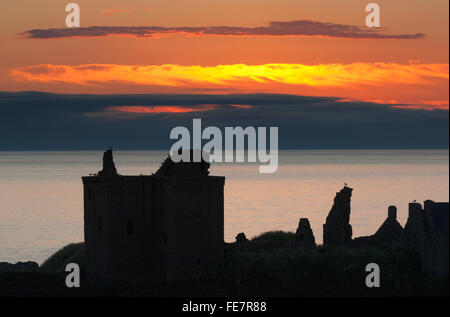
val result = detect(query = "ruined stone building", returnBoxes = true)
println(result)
[352,205,404,246]
[296,218,315,246]
[323,186,353,245]
[350,199,448,277]
[401,200,449,277]
[373,206,403,243]
[319,184,448,276]
[82,150,225,283]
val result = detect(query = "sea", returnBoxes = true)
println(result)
[0,149,448,264]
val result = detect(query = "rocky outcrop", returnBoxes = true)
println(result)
[0,261,39,273]
[323,186,353,245]
[295,218,315,246]
[97,149,118,176]
[374,206,403,243]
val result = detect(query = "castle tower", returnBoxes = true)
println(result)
[83,150,225,283]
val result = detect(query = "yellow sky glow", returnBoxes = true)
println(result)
[9,62,449,108]
[11,62,448,86]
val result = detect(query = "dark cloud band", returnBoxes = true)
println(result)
[0,92,446,150]
[21,20,425,40]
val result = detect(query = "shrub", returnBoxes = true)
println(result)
[251,231,296,242]
[40,242,85,273]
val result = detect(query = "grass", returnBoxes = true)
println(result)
[1,232,448,296]
[162,243,448,297]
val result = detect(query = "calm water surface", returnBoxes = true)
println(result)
[0,150,448,264]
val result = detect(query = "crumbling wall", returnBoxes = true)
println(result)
[323,186,353,245]
[296,218,315,246]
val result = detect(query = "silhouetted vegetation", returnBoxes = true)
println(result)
[251,231,296,242]
[40,242,85,273]
[0,234,448,296]
[160,243,447,297]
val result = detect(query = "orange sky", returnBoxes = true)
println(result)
[0,0,448,108]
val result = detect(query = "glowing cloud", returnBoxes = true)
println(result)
[10,62,448,87]
[392,100,449,110]
[110,105,217,114]
[84,104,252,118]
[9,62,448,108]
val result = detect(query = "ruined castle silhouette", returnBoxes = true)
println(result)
[322,186,449,276]
[82,150,448,282]
[82,149,225,283]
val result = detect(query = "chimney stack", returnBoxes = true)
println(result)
[388,205,397,219]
